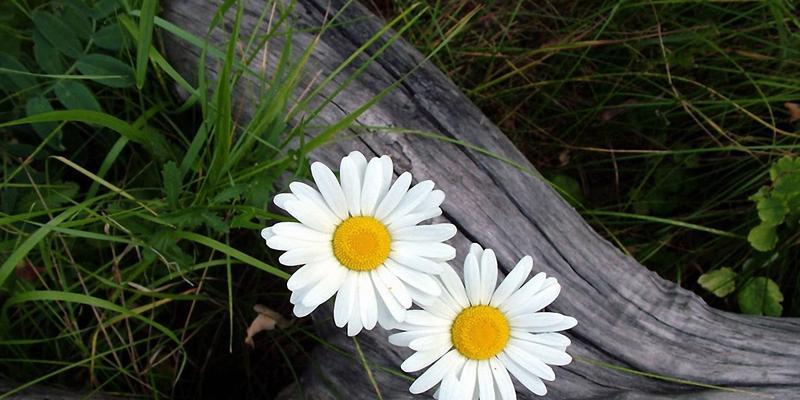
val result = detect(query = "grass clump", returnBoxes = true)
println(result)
[0,0,394,397]
[380,0,800,317]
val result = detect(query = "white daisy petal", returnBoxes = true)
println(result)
[509,312,567,329]
[283,200,337,233]
[409,349,462,394]
[346,302,363,336]
[503,342,555,381]
[333,271,357,327]
[385,259,442,295]
[289,283,313,305]
[505,283,561,318]
[311,162,348,220]
[270,222,330,241]
[358,272,378,330]
[371,270,406,324]
[348,151,368,176]
[413,189,445,213]
[478,360,496,400]
[519,332,571,348]
[360,157,384,216]
[266,235,319,251]
[438,372,461,400]
[490,256,532,307]
[387,207,443,229]
[528,315,578,333]
[389,328,448,347]
[459,360,478,400]
[278,246,331,266]
[409,333,451,352]
[289,182,338,222]
[273,193,296,209]
[286,259,337,291]
[464,253,482,305]
[511,338,573,366]
[376,295,398,330]
[392,242,455,261]
[401,344,451,373]
[439,264,470,309]
[424,297,459,320]
[339,156,363,215]
[391,224,457,242]
[260,227,274,242]
[292,302,316,318]
[379,155,393,199]
[374,172,412,220]
[301,267,348,307]
[468,243,484,263]
[498,271,547,313]
[489,357,517,400]
[480,249,498,304]
[497,352,547,396]
[375,265,413,308]
[405,310,452,327]
[386,180,435,223]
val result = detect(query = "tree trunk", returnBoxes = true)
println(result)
[160,0,800,398]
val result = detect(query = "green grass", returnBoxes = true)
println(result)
[0,0,445,397]
[1,0,799,398]
[379,0,800,317]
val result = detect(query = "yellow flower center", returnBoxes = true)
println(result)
[332,216,391,271]
[451,305,510,360]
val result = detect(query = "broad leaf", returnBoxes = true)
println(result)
[54,80,101,111]
[24,95,61,149]
[697,267,737,298]
[747,222,778,252]
[756,196,788,225]
[76,54,134,88]
[31,11,83,58]
[737,277,783,317]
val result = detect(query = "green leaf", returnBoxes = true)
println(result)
[33,32,65,74]
[162,161,181,209]
[747,222,778,252]
[94,23,125,51]
[54,80,101,111]
[91,0,121,19]
[737,277,783,316]
[24,95,61,149]
[31,11,83,59]
[697,267,737,297]
[76,54,134,88]
[756,196,788,225]
[135,0,158,89]
[0,53,36,90]
[62,2,92,40]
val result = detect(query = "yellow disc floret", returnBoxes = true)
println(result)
[451,305,510,360]
[332,216,391,271]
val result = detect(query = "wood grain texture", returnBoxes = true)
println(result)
[161,0,800,399]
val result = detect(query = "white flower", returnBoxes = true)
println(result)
[262,151,456,335]
[389,244,577,399]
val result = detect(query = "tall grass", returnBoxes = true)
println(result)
[383,0,800,317]
[0,0,450,397]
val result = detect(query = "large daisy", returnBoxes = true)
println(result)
[389,244,576,399]
[261,151,456,336]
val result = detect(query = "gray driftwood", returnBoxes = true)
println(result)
[161,0,800,399]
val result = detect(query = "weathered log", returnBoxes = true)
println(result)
[162,0,800,399]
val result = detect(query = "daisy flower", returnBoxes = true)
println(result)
[261,151,456,335]
[389,244,577,399]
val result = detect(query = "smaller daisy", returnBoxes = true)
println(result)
[390,244,577,399]
[262,151,456,336]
